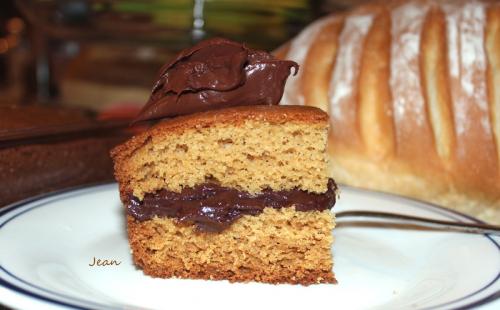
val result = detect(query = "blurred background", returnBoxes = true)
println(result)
[0,0,364,117]
[0,0,369,212]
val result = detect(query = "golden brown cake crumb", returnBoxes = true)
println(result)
[112,105,330,200]
[128,207,336,285]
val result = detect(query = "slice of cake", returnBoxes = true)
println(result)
[111,37,338,285]
[111,105,337,285]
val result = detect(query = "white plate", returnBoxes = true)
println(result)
[0,184,498,310]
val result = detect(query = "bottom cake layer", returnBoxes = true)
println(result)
[127,207,335,285]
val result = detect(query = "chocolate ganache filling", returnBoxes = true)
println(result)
[133,38,298,123]
[127,179,337,232]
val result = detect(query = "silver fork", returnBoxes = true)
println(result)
[335,211,500,235]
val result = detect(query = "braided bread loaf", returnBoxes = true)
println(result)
[276,0,500,223]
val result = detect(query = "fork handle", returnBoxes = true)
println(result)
[335,211,500,235]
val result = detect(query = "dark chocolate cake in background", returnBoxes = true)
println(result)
[0,105,131,207]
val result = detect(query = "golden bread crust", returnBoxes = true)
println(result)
[279,0,500,223]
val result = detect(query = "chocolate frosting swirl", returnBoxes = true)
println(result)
[133,38,298,123]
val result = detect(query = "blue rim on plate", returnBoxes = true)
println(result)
[0,183,499,310]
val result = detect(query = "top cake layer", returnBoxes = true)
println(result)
[112,105,330,200]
